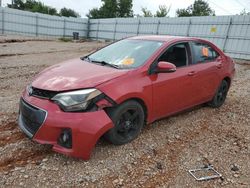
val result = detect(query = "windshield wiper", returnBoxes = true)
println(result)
[90,60,120,69]
[81,56,120,69]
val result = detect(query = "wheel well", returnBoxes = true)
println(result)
[104,98,148,124]
[223,77,231,87]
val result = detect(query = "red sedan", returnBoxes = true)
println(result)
[18,35,235,160]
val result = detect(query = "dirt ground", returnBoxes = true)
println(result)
[0,37,249,188]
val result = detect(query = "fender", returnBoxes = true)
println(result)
[98,72,154,123]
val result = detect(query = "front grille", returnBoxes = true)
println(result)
[31,87,58,99]
[18,98,47,138]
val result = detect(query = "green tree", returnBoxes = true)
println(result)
[28,1,57,15]
[117,0,133,17]
[99,0,118,18]
[141,7,153,17]
[141,3,171,17]
[8,0,80,17]
[7,0,25,10]
[8,0,58,16]
[60,8,80,17]
[155,5,171,17]
[240,9,250,15]
[86,8,101,18]
[87,0,133,18]
[176,0,215,17]
[176,7,192,17]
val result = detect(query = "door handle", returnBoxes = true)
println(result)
[188,71,196,76]
[216,63,222,69]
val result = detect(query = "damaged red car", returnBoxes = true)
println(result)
[18,35,235,160]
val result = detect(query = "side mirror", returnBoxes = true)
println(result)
[155,61,176,73]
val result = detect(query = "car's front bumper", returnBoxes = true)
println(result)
[18,91,114,160]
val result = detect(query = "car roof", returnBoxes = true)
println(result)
[129,35,200,43]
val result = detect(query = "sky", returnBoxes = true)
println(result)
[1,0,250,17]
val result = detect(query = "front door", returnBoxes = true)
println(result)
[150,42,197,120]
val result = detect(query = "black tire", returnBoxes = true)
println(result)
[208,80,229,108]
[104,100,145,145]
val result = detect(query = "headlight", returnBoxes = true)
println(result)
[51,89,102,112]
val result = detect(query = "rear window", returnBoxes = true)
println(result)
[191,42,219,64]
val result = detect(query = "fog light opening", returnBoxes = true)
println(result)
[58,129,72,149]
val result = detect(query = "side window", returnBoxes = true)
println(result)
[158,43,188,68]
[192,42,219,64]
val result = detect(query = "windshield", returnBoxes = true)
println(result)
[87,39,163,69]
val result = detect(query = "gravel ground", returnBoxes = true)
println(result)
[0,39,249,187]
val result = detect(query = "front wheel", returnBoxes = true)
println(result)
[104,100,145,145]
[208,80,229,108]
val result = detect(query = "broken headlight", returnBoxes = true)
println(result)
[51,89,102,112]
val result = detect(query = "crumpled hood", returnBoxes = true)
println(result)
[32,58,128,91]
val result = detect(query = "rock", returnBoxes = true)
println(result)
[233,174,239,178]
[91,177,97,183]
[221,180,229,186]
[4,171,9,175]
[113,179,119,184]
[42,158,48,162]
[175,135,180,139]
[230,179,235,184]
[118,178,124,186]
[133,161,137,165]
[156,162,163,170]
[78,178,84,184]
[231,164,239,172]
[218,178,223,183]
[112,178,124,185]
[227,178,236,184]
[152,149,157,156]
[203,154,208,159]
[19,182,24,186]
[19,161,26,165]
[24,175,29,179]
[20,169,25,173]
[168,139,173,143]
[14,167,21,171]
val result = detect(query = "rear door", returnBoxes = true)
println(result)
[189,42,222,103]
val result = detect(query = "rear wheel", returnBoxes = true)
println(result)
[104,100,145,145]
[208,80,229,108]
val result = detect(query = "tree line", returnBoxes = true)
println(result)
[7,0,250,18]
[87,0,214,18]
[8,0,80,17]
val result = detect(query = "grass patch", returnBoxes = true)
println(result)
[59,37,72,42]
